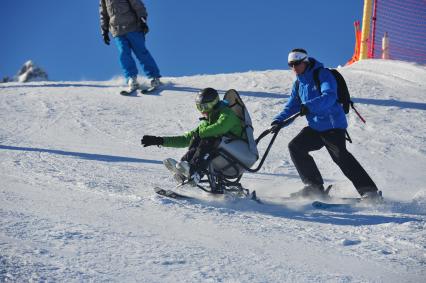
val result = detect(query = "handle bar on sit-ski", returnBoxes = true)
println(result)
[246,112,300,173]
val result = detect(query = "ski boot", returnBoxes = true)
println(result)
[176,160,202,186]
[360,190,383,204]
[175,161,191,178]
[150,77,161,88]
[127,76,140,92]
[163,158,186,183]
[290,184,330,199]
[189,172,201,187]
[176,161,205,187]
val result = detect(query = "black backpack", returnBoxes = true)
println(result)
[313,68,352,114]
[295,68,366,143]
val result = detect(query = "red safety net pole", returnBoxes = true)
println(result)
[369,0,378,58]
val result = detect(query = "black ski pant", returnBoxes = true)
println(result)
[288,127,378,196]
[181,137,221,176]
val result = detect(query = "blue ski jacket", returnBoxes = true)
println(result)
[273,58,348,131]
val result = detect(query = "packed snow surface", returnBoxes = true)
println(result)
[1,60,425,282]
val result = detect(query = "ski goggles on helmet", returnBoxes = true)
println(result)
[196,96,219,113]
[288,60,305,67]
[288,51,308,67]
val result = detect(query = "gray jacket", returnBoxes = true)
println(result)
[99,0,148,37]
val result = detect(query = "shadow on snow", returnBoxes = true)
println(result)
[159,192,421,227]
[0,83,117,89]
[1,81,424,110]
[0,144,162,165]
[163,83,426,110]
[1,144,421,226]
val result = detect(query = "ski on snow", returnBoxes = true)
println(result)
[120,85,159,96]
[154,186,361,209]
[312,191,383,209]
[141,86,158,94]
[311,200,359,209]
[154,187,195,200]
[154,185,262,203]
[154,182,379,209]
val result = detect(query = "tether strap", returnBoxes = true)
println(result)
[345,130,353,143]
[351,102,366,123]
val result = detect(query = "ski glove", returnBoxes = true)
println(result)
[270,120,288,134]
[141,135,164,147]
[140,17,149,34]
[102,29,110,45]
[299,104,309,116]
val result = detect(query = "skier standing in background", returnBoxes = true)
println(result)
[99,0,161,93]
[271,48,381,201]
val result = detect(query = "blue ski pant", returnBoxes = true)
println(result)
[114,31,161,80]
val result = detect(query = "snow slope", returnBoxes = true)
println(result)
[1,60,425,282]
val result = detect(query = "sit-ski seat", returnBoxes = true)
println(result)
[210,89,259,179]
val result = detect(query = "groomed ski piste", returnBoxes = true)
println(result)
[1,60,425,282]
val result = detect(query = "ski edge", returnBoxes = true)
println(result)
[153,186,262,204]
[120,90,138,96]
[140,86,158,94]
[120,85,159,96]
[154,187,193,200]
[311,200,359,209]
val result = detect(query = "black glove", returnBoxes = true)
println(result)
[141,135,164,147]
[190,128,201,145]
[300,104,309,116]
[270,118,294,133]
[270,120,283,134]
[102,29,110,45]
[140,17,149,34]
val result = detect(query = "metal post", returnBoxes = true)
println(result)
[360,0,373,60]
[382,32,390,59]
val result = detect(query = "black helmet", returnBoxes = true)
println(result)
[195,87,219,113]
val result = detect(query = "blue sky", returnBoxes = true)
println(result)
[1,0,364,81]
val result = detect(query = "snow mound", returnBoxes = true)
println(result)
[17,60,49,82]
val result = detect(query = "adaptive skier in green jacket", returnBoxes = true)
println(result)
[141,87,243,184]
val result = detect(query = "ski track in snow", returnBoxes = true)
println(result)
[1,60,426,282]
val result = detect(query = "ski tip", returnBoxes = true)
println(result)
[120,90,137,96]
[141,86,159,94]
[311,201,324,208]
[153,187,163,193]
[311,200,355,210]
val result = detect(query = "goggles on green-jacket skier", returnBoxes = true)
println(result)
[196,97,219,113]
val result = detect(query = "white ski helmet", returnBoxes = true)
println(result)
[288,48,309,64]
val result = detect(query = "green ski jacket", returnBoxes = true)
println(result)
[163,102,243,148]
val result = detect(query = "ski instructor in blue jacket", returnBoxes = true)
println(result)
[271,48,380,201]
[99,0,161,93]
